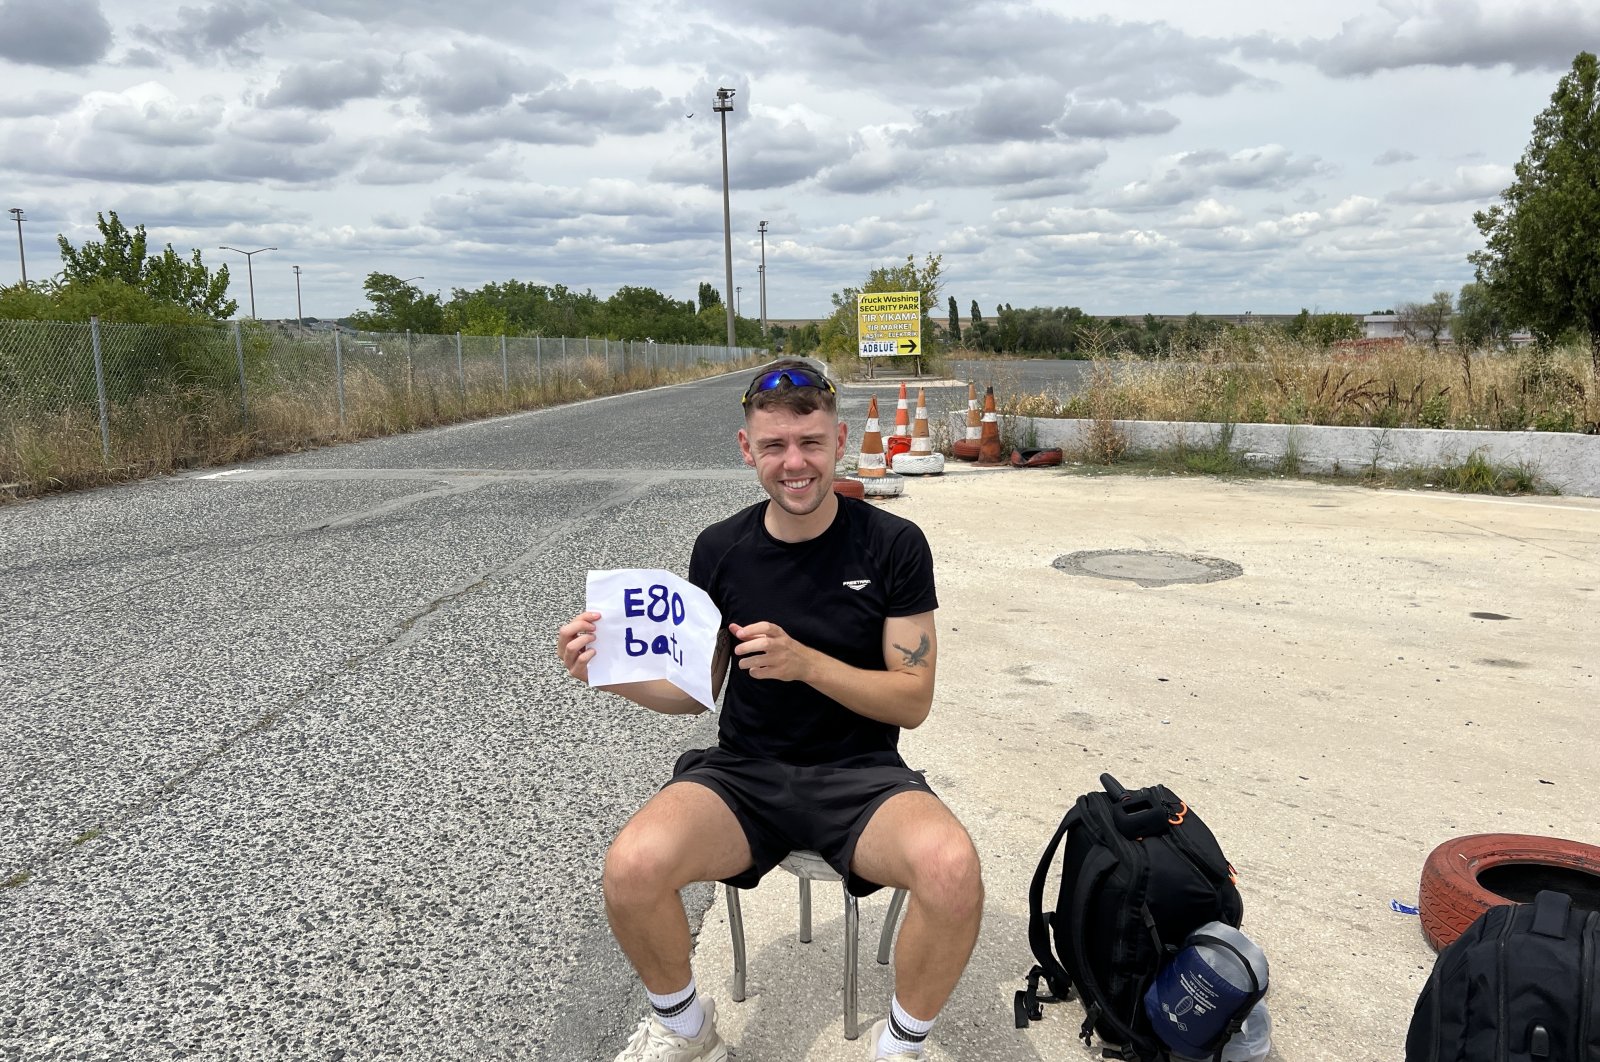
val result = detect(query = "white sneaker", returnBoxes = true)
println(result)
[867,1017,926,1060]
[614,997,729,1062]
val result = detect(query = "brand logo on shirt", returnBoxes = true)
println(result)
[843,579,871,591]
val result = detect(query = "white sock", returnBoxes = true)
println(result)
[647,978,705,1039]
[879,995,934,1056]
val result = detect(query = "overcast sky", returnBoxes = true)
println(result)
[1,0,1593,321]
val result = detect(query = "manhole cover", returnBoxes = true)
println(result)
[1053,549,1243,588]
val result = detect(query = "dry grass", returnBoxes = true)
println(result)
[1,354,762,501]
[1038,339,1596,434]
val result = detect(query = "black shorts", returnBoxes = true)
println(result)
[667,746,936,897]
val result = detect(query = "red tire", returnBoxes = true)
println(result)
[1418,833,1600,951]
[952,439,980,461]
[832,478,865,499]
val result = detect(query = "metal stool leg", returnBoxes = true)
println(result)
[726,886,747,1003]
[798,877,813,943]
[844,891,860,1039]
[877,887,908,965]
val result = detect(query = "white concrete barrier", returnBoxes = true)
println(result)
[947,414,1600,497]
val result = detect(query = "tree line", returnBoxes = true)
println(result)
[347,276,766,346]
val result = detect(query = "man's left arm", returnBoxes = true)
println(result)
[728,610,937,728]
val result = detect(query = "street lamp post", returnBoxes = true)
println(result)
[714,87,737,352]
[219,245,277,318]
[292,265,304,324]
[8,208,25,285]
[757,220,768,337]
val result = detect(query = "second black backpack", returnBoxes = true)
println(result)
[1017,773,1245,1061]
[1405,889,1600,1062]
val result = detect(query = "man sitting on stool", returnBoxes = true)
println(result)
[557,358,984,1061]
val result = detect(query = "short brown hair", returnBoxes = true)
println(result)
[743,357,838,418]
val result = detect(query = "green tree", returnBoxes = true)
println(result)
[969,300,988,349]
[55,211,236,318]
[0,277,218,326]
[947,295,961,342]
[1471,51,1600,372]
[349,273,444,333]
[1284,308,1360,347]
[1399,292,1456,351]
[697,282,722,314]
[1455,281,1509,350]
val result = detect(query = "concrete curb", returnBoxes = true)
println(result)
[947,414,1600,497]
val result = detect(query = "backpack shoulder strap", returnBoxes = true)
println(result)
[1024,804,1079,1004]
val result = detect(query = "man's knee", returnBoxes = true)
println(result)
[908,827,984,921]
[603,826,684,908]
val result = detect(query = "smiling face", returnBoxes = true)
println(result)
[738,405,849,534]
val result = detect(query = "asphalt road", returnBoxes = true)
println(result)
[0,360,1099,1061]
[0,371,798,1061]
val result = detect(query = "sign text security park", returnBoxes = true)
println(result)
[857,291,922,358]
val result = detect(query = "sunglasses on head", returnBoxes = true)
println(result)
[741,368,837,406]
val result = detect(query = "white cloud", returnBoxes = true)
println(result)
[1116,145,1326,209]
[1388,164,1513,203]
[1172,198,1244,228]
[1305,1,1600,75]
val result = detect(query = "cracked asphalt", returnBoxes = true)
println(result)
[2,370,869,1061]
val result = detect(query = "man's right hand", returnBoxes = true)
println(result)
[557,610,601,682]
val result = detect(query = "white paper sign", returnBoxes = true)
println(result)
[584,568,721,712]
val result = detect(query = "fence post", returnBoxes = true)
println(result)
[500,334,509,395]
[89,315,111,462]
[405,329,414,400]
[455,331,465,396]
[333,325,347,429]
[603,336,609,378]
[535,335,542,391]
[232,321,249,425]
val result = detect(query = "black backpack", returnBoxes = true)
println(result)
[1016,773,1245,1061]
[1406,889,1600,1062]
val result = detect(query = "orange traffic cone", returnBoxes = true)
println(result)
[977,386,1003,465]
[885,382,912,466]
[857,395,886,478]
[893,388,945,475]
[847,395,906,497]
[891,382,911,440]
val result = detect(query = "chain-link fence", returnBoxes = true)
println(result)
[0,317,765,496]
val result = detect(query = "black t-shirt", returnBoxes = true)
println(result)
[687,496,939,767]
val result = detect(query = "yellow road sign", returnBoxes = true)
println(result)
[857,291,921,358]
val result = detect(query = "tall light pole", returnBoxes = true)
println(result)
[292,265,304,324]
[757,219,768,337]
[219,245,276,318]
[714,86,737,352]
[736,286,742,317]
[8,208,25,285]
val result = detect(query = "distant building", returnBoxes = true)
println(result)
[1362,313,1536,348]
[1362,314,1414,340]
